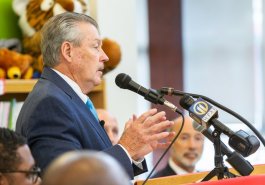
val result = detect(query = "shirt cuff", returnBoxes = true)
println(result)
[118,144,144,169]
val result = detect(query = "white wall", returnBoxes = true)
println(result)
[96,0,150,132]
[182,0,265,171]
[96,0,152,180]
[182,0,255,124]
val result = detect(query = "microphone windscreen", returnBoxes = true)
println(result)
[179,94,194,110]
[115,73,131,89]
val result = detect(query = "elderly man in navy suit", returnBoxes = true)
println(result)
[16,12,175,179]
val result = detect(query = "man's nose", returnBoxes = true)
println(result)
[188,139,197,148]
[100,48,109,63]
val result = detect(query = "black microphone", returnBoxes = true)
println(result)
[179,94,260,157]
[115,73,178,112]
[193,121,254,176]
[99,120,105,128]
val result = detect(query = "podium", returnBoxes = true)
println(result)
[135,164,265,185]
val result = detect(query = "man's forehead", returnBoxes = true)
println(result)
[173,117,202,133]
[173,117,192,129]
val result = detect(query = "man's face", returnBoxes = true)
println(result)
[4,145,40,185]
[69,22,109,93]
[171,118,204,172]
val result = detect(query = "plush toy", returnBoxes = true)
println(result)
[102,38,121,74]
[13,0,121,75]
[0,48,33,79]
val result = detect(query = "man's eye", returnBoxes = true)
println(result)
[180,136,189,140]
[94,46,100,50]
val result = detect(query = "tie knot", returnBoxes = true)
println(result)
[86,98,93,108]
[86,98,98,120]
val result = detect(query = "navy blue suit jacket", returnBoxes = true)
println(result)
[16,67,147,178]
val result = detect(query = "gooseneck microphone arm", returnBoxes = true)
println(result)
[159,87,265,147]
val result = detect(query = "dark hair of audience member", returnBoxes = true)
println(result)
[0,128,27,170]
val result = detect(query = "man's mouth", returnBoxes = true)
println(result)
[97,67,104,73]
[184,153,198,160]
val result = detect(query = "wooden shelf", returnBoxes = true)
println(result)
[1,79,106,108]
[4,79,37,93]
[3,79,104,93]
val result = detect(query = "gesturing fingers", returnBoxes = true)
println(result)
[148,129,174,142]
[147,120,174,134]
[136,108,158,123]
[151,132,176,149]
[134,110,167,130]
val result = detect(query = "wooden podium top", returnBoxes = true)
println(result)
[135,164,265,185]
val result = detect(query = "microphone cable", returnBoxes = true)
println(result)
[142,111,184,185]
[159,87,265,147]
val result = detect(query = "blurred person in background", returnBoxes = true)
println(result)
[96,109,119,145]
[152,116,204,178]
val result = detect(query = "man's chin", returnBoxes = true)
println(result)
[94,78,102,86]
[184,159,198,167]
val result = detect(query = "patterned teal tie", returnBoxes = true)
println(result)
[86,98,98,120]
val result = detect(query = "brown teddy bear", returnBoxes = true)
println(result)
[102,38,121,74]
[13,0,121,75]
[0,48,33,79]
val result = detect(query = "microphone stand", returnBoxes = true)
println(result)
[159,87,265,147]
[202,128,237,181]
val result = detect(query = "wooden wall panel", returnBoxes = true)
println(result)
[148,0,184,173]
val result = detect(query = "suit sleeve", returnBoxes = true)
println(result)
[104,145,148,179]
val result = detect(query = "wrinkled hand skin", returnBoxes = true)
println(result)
[118,109,175,161]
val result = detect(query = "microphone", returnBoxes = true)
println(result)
[179,94,260,157]
[115,73,178,112]
[193,121,254,176]
[99,120,105,128]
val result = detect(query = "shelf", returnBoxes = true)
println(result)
[3,79,104,94]
[1,79,106,108]
[4,79,37,93]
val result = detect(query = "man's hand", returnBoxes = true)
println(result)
[118,109,175,161]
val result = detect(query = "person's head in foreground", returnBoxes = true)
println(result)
[0,128,41,185]
[42,151,131,185]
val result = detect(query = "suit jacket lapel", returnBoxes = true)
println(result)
[40,67,111,147]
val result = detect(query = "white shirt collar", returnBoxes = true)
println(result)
[168,157,196,175]
[52,68,88,103]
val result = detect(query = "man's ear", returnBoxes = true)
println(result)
[61,41,73,62]
[0,174,9,185]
